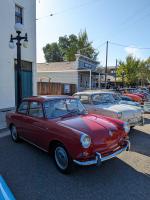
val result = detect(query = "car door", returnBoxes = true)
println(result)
[24,101,49,149]
[15,101,29,137]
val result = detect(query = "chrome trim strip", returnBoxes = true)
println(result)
[73,140,130,166]
[20,136,48,153]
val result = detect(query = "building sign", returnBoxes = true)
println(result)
[64,84,70,94]
[78,58,97,71]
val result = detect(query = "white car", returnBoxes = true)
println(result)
[74,91,144,127]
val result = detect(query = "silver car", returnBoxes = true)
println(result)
[74,91,144,127]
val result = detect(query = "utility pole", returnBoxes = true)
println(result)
[105,41,108,89]
[115,59,117,88]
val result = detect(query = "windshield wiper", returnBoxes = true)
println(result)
[67,110,79,115]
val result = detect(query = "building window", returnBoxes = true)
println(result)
[15,5,23,24]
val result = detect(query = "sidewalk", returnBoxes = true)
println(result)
[0,129,10,138]
[0,111,7,131]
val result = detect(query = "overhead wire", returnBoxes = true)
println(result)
[36,0,102,20]
[110,2,150,39]
[109,41,150,50]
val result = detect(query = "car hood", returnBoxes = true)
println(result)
[94,103,141,112]
[58,114,117,133]
[119,100,140,107]
[58,114,125,150]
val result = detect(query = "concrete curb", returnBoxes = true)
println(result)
[0,128,8,133]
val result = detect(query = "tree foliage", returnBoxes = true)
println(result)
[43,30,98,62]
[43,43,63,62]
[117,55,150,86]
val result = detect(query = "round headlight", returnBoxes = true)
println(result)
[117,112,122,119]
[123,122,130,133]
[80,134,91,149]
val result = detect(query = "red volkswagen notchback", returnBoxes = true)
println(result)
[6,96,130,174]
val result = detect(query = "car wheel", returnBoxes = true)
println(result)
[54,145,72,174]
[10,125,20,142]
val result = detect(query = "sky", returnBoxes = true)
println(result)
[36,0,150,66]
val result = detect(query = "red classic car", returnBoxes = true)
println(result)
[6,96,130,174]
[123,93,143,104]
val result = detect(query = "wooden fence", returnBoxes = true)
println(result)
[37,82,76,96]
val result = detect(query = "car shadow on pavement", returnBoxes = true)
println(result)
[129,128,150,157]
[0,136,150,200]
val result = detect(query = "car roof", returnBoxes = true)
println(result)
[74,90,116,95]
[23,95,74,103]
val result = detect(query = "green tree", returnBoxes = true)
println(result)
[117,56,140,86]
[138,58,150,86]
[43,43,63,62]
[43,30,98,62]
[59,34,78,61]
[78,30,98,60]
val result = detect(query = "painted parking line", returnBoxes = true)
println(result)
[0,176,15,200]
[0,132,10,139]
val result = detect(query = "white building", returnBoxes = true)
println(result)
[0,0,36,129]
[37,54,100,92]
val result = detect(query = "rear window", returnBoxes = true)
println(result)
[29,102,44,118]
[18,101,28,114]
[80,95,90,104]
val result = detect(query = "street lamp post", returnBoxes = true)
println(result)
[9,23,28,106]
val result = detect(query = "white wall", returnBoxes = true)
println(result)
[38,71,78,85]
[0,0,36,109]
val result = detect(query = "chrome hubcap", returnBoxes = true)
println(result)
[55,147,68,170]
[11,126,17,140]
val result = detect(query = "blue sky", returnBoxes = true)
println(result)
[36,0,150,66]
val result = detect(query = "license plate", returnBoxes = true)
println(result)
[129,118,139,123]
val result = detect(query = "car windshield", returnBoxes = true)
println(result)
[112,93,121,101]
[92,93,116,104]
[44,98,87,119]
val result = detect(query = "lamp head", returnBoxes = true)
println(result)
[14,23,24,33]
[9,34,15,49]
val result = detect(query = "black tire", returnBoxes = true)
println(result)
[10,125,20,142]
[53,145,73,174]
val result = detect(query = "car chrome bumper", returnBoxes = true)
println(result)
[128,117,144,127]
[73,140,130,166]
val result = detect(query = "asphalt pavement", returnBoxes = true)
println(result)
[0,115,150,200]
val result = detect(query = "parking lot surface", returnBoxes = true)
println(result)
[0,115,150,200]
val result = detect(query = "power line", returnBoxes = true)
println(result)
[117,2,150,30]
[36,0,102,20]
[111,3,150,39]
[96,41,106,49]
[109,41,150,50]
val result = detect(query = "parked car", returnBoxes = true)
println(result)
[6,96,130,174]
[73,91,144,127]
[123,93,143,104]
[137,91,150,101]
[113,94,141,108]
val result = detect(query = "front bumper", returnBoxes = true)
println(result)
[127,116,144,127]
[73,140,130,166]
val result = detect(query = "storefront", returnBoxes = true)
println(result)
[37,54,100,92]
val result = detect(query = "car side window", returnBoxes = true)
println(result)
[73,95,80,99]
[80,95,89,104]
[18,101,28,114]
[29,102,44,118]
